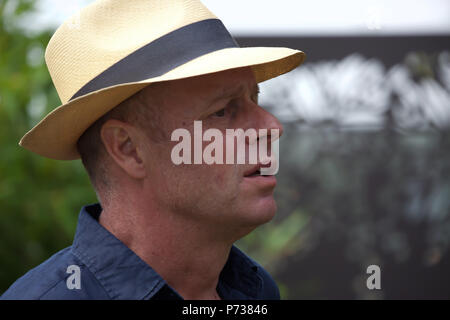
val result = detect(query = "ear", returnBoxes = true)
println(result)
[100,119,147,179]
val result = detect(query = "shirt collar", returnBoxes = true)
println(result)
[72,203,262,300]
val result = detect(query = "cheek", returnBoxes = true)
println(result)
[212,167,245,211]
[213,167,231,190]
[182,163,240,196]
[150,129,242,194]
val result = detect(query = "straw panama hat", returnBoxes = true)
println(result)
[19,0,306,160]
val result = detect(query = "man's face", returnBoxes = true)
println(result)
[138,67,284,239]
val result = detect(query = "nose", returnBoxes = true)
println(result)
[251,105,284,142]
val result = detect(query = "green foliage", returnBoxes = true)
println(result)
[0,0,97,293]
[237,209,310,272]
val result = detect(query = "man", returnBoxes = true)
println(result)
[2,0,305,299]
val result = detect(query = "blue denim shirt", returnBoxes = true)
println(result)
[1,203,280,300]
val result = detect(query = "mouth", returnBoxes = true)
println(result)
[243,163,275,178]
[246,169,262,177]
[243,165,277,188]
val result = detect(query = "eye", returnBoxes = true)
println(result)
[214,108,226,117]
[209,99,240,119]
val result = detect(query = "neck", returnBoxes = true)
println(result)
[98,194,232,300]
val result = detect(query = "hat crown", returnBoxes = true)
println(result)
[45,0,217,103]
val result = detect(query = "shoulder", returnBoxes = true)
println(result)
[1,246,109,300]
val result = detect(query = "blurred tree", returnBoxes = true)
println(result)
[0,0,97,294]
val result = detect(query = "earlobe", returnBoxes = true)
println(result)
[100,120,147,179]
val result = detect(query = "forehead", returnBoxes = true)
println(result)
[167,67,256,99]
[137,67,257,121]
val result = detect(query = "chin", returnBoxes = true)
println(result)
[232,200,277,241]
[241,196,277,228]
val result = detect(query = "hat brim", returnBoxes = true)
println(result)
[20,47,305,160]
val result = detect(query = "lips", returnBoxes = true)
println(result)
[243,162,272,177]
[243,162,277,188]
[246,169,261,177]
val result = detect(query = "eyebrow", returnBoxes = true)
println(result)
[208,83,260,106]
